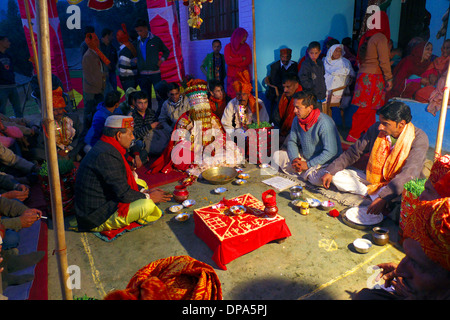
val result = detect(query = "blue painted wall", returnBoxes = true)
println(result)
[253,0,355,94]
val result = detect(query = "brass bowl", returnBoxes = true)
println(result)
[202,167,238,185]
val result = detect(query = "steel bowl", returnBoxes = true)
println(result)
[306,198,321,208]
[214,187,228,194]
[175,212,190,222]
[353,238,372,254]
[168,204,183,213]
[229,205,246,215]
[235,179,248,185]
[202,167,238,185]
[320,200,335,211]
[238,173,250,179]
[182,199,196,207]
[289,186,303,200]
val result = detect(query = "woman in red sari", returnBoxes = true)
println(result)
[224,28,252,98]
[346,11,393,142]
[386,41,433,101]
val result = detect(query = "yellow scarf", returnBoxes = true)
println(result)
[366,122,415,195]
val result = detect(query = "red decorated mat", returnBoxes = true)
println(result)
[194,194,291,270]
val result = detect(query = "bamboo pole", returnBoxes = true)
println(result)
[434,62,450,156]
[23,0,40,84]
[252,0,259,125]
[36,0,72,300]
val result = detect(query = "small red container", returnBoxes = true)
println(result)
[173,185,189,203]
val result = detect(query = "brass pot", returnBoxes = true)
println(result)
[372,227,390,246]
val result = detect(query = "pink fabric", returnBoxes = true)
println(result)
[5,126,23,139]
[0,136,14,148]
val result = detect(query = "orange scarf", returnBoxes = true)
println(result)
[366,122,415,195]
[85,33,110,66]
[117,23,137,58]
[100,135,139,218]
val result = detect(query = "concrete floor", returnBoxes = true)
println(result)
[8,96,435,300]
[47,163,406,300]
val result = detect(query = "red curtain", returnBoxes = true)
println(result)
[18,0,71,93]
[146,0,185,83]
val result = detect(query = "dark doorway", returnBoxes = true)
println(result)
[397,0,430,55]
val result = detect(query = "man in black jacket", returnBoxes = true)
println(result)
[134,19,170,118]
[74,115,171,232]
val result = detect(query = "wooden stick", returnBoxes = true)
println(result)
[434,62,450,156]
[23,0,40,84]
[252,0,259,125]
[36,0,72,300]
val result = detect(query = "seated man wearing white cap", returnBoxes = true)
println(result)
[74,115,172,232]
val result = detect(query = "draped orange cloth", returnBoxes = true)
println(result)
[278,86,302,137]
[366,122,415,195]
[85,32,110,66]
[116,23,137,58]
[103,256,222,300]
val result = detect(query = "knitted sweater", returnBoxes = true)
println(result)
[118,44,137,79]
[132,107,157,140]
[287,112,342,168]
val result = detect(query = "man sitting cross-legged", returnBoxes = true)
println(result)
[321,100,429,216]
[75,115,172,232]
[273,91,342,186]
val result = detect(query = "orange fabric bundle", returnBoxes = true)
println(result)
[366,122,415,195]
[232,70,261,114]
[116,23,137,58]
[85,32,110,66]
[104,256,222,300]
[52,87,66,110]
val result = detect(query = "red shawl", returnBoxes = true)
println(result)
[278,86,303,136]
[298,108,320,132]
[100,135,139,218]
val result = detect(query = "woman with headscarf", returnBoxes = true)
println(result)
[324,44,355,123]
[407,40,450,105]
[386,41,433,101]
[224,28,252,98]
[346,11,393,142]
